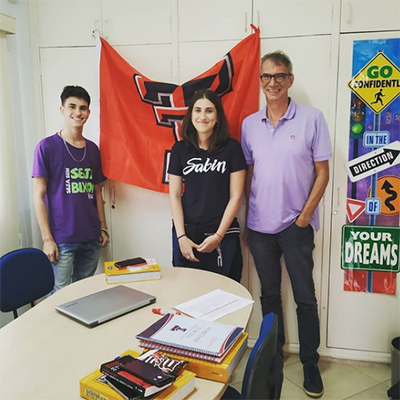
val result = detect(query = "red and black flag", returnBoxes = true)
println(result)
[100,27,260,193]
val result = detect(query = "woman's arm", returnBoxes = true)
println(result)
[169,174,199,262]
[197,169,246,253]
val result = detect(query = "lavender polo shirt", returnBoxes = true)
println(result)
[241,100,332,234]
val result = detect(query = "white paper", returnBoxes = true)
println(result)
[174,289,254,321]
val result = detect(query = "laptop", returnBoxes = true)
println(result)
[55,285,156,327]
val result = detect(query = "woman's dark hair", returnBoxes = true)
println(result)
[181,89,230,153]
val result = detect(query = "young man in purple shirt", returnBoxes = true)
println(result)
[32,86,110,293]
[241,52,332,398]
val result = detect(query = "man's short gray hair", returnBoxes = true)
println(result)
[261,51,293,74]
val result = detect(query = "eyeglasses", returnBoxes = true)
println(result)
[260,73,292,83]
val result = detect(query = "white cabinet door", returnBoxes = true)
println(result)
[40,43,174,270]
[341,0,400,33]
[102,0,172,45]
[39,47,100,144]
[254,0,334,38]
[104,44,175,267]
[328,31,400,353]
[181,35,333,345]
[178,0,252,42]
[35,0,102,47]
[179,36,331,343]
[178,40,239,83]
[260,36,333,115]
[248,35,334,344]
[39,46,112,270]
[108,183,173,267]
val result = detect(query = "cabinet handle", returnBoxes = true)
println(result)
[337,187,340,207]
[104,19,109,39]
[92,20,99,38]
[244,12,248,32]
[347,2,353,25]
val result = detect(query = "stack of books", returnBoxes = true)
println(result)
[136,314,247,383]
[80,349,196,400]
[105,258,161,284]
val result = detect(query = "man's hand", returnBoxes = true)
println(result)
[197,235,219,253]
[43,239,59,264]
[99,230,110,247]
[179,237,200,262]
[295,215,310,228]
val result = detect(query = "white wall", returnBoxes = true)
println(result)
[9,39,38,249]
[0,0,48,327]
[1,0,41,250]
[0,10,19,328]
[17,1,42,250]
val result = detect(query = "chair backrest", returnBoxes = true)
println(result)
[241,313,280,400]
[0,248,54,313]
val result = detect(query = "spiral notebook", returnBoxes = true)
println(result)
[135,313,243,357]
[138,340,229,363]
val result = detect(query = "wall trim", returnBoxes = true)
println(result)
[0,13,16,34]
[247,339,391,363]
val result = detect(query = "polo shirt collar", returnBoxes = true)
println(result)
[261,98,297,122]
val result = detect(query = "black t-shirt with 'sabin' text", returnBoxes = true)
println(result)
[168,138,247,227]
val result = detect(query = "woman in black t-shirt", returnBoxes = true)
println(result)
[168,89,246,281]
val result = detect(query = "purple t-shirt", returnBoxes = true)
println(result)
[32,133,106,243]
[241,100,332,234]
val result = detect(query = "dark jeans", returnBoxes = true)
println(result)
[172,227,243,282]
[248,223,320,366]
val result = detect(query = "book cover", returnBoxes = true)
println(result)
[136,314,243,357]
[106,375,141,400]
[101,356,172,397]
[80,368,129,400]
[105,258,161,284]
[80,350,196,400]
[140,333,248,383]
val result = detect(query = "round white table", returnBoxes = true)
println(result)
[0,267,253,400]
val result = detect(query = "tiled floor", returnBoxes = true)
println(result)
[230,350,392,400]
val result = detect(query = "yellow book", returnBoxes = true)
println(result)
[152,333,248,383]
[80,350,196,400]
[105,258,161,284]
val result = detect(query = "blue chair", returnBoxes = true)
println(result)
[0,248,54,319]
[222,313,283,400]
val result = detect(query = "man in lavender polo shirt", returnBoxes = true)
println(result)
[32,86,110,293]
[241,51,332,398]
